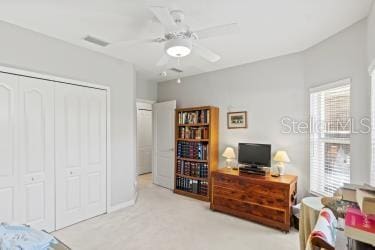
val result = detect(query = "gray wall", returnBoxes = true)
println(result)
[158,20,371,197]
[136,73,157,101]
[0,21,137,206]
[303,20,371,186]
[368,2,375,66]
[159,54,308,197]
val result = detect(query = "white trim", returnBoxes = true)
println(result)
[0,64,112,215]
[369,59,375,76]
[136,98,156,104]
[106,88,112,213]
[0,65,109,91]
[108,195,137,213]
[309,78,351,93]
[136,101,153,110]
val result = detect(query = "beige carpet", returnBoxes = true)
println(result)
[53,174,299,250]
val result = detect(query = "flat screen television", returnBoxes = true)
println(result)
[238,143,271,167]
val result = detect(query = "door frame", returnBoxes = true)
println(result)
[136,99,155,177]
[136,98,156,105]
[0,65,112,213]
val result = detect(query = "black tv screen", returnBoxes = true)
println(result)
[238,143,271,167]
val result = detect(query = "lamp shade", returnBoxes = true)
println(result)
[273,150,290,163]
[222,147,235,159]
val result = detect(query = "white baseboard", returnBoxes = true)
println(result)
[133,191,139,203]
[108,196,136,213]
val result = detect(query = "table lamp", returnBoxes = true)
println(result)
[273,150,290,176]
[222,147,236,169]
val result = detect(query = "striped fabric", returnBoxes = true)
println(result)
[307,208,337,250]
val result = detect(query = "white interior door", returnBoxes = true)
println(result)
[0,73,20,224]
[137,103,152,175]
[18,77,55,232]
[55,84,106,229]
[153,100,176,189]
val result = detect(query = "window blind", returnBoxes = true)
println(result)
[310,81,351,196]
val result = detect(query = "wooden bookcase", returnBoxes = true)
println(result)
[174,106,219,202]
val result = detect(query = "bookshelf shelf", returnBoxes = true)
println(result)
[177,123,209,127]
[174,189,210,202]
[177,157,208,163]
[177,138,209,142]
[176,173,208,181]
[174,106,219,202]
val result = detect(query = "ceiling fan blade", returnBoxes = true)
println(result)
[149,6,176,28]
[193,23,239,40]
[156,54,171,66]
[193,43,221,62]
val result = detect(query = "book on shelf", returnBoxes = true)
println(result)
[177,141,209,160]
[175,176,209,196]
[178,127,209,140]
[176,159,208,178]
[178,110,210,125]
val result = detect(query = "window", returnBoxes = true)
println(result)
[372,71,375,186]
[310,79,351,196]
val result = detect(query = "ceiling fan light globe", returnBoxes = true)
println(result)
[165,39,192,57]
[166,46,191,57]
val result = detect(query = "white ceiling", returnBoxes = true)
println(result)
[0,0,373,81]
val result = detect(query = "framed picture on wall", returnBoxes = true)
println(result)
[227,111,247,129]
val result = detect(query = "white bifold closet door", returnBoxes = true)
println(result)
[0,74,20,225]
[0,73,55,231]
[18,77,55,231]
[55,84,107,229]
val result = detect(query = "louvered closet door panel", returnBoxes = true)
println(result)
[0,73,20,224]
[55,84,107,229]
[18,77,55,231]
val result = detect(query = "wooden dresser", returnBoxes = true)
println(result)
[211,168,297,232]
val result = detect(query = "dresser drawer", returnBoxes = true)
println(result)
[211,170,297,231]
[213,174,288,206]
[212,185,288,208]
[212,195,286,223]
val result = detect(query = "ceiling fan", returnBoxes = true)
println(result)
[128,6,239,67]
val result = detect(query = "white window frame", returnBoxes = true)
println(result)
[309,78,352,196]
[371,69,375,186]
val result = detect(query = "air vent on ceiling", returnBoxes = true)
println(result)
[83,35,110,47]
[169,68,183,73]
